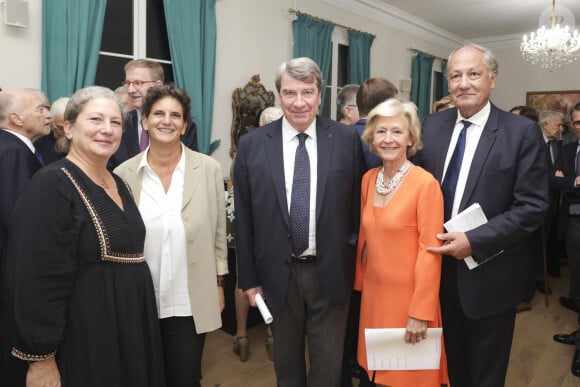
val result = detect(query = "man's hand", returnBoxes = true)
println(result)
[243,286,264,307]
[427,231,473,259]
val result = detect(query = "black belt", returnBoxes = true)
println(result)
[292,255,316,263]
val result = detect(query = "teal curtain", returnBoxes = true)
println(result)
[348,30,374,84]
[410,52,435,120]
[292,15,334,107]
[41,0,107,102]
[441,59,449,97]
[163,0,218,155]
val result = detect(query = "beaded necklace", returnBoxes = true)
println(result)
[376,161,410,195]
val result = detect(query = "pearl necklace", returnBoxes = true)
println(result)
[376,161,410,195]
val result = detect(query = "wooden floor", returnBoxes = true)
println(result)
[202,267,580,387]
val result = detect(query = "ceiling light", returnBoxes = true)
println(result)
[521,0,580,72]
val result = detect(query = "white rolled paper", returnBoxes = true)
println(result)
[254,293,273,324]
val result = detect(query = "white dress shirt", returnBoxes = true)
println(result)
[442,101,491,218]
[138,146,191,318]
[282,117,317,256]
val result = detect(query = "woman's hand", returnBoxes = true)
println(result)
[404,316,428,345]
[27,357,61,387]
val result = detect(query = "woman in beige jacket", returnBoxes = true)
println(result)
[115,84,227,387]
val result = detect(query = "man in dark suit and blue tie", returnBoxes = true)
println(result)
[234,57,364,386]
[0,88,52,387]
[416,44,549,387]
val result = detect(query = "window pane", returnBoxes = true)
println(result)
[101,0,133,55]
[147,0,171,60]
[433,71,444,101]
[321,86,331,118]
[338,44,350,86]
[95,55,130,90]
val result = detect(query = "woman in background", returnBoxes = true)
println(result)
[115,84,227,387]
[355,99,448,386]
[7,86,164,387]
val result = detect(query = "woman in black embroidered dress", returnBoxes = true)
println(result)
[5,86,165,387]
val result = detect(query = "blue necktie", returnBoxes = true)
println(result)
[34,149,45,166]
[289,133,310,256]
[441,120,471,221]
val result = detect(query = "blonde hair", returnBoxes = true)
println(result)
[362,99,422,157]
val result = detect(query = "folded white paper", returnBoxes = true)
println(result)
[365,328,442,370]
[443,203,496,270]
[254,293,273,324]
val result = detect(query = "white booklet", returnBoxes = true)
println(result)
[365,328,442,370]
[443,203,502,270]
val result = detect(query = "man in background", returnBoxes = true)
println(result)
[108,59,197,168]
[0,89,52,387]
[336,84,360,125]
[353,77,398,170]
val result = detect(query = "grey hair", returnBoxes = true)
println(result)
[539,110,563,125]
[0,91,15,125]
[50,97,70,118]
[275,57,323,92]
[57,86,124,154]
[337,84,360,120]
[259,106,283,126]
[65,86,124,124]
[447,44,499,79]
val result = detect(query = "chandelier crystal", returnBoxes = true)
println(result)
[520,0,580,72]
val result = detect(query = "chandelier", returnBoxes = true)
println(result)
[520,0,580,72]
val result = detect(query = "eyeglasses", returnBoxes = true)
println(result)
[121,80,157,89]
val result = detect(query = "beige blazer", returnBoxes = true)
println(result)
[114,147,228,333]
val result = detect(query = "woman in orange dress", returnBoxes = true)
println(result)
[354,99,448,387]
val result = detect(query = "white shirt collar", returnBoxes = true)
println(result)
[456,101,491,127]
[138,143,186,172]
[282,117,317,143]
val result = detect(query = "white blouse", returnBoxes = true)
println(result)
[138,147,191,318]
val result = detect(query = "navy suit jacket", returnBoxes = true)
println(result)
[0,130,42,257]
[234,116,365,314]
[108,109,199,169]
[415,104,549,319]
[550,140,580,237]
[351,118,381,171]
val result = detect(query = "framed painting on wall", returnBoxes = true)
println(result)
[526,90,580,116]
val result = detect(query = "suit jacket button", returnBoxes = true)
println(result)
[187,237,193,244]
[189,259,196,267]
[183,215,190,221]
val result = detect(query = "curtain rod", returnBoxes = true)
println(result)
[408,47,447,62]
[289,8,376,38]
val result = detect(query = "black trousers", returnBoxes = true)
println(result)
[441,286,516,387]
[159,316,206,387]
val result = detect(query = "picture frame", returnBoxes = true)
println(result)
[526,90,580,116]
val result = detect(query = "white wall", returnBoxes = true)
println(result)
[1,0,578,177]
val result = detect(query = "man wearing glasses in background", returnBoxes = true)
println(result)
[108,59,197,169]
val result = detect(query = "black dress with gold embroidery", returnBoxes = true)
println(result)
[7,159,165,387]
